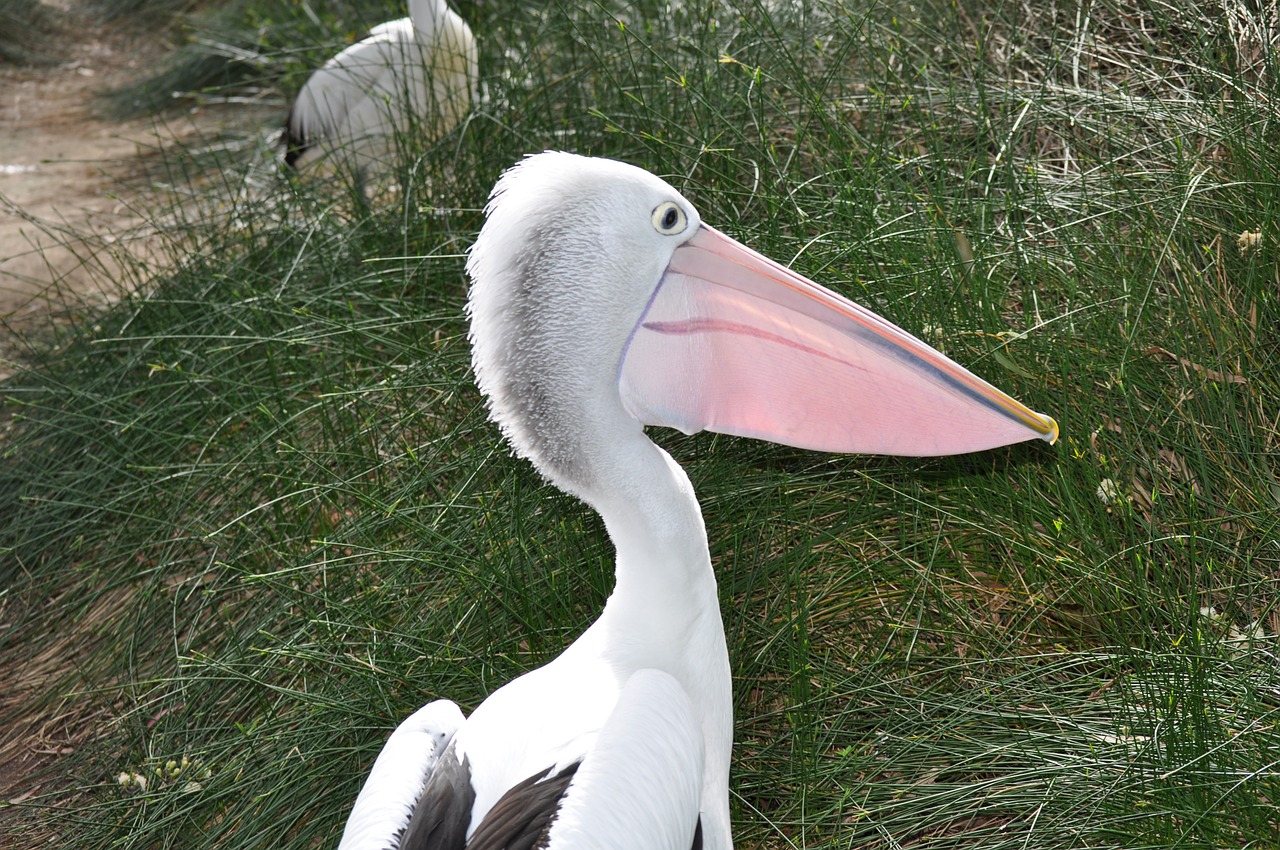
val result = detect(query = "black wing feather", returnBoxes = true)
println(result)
[282,99,310,169]
[465,762,580,850]
[396,753,701,850]
[399,745,476,850]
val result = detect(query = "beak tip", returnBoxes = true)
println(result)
[1040,415,1061,446]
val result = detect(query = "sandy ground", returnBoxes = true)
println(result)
[3,28,149,302]
[0,7,255,377]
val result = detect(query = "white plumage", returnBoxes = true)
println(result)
[546,670,704,850]
[337,700,464,850]
[284,0,475,186]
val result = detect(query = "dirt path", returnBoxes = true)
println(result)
[3,25,147,304]
[0,5,251,373]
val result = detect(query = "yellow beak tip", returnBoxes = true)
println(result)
[1041,416,1061,445]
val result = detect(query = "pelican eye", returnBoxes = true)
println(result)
[651,202,687,235]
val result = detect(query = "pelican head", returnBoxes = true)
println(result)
[467,152,704,492]
[466,151,1057,499]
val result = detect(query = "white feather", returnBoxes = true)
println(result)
[338,153,738,850]
[336,699,465,850]
[286,0,475,177]
[547,669,704,850]
[459,152,734,849]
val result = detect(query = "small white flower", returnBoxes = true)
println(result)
[1095,478,1121,504]
[115,771,150,791]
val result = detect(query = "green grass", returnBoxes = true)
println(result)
[3,0,1279,847]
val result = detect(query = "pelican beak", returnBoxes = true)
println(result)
[618,225,1058,456]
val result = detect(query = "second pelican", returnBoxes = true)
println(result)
[283,0,476,192]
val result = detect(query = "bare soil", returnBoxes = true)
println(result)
[4,30,140,291]
[0,5,226,376]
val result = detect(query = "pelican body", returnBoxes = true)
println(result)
[283,0,475,185]
[335,152,1058,850]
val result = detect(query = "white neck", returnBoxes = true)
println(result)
[564,424,733,850]
[408,0,444,30]
[584,429,718,655]
[466,170,735,847]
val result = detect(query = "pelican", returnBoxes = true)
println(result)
[335,151,1058,850]
[283,0,476,190]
